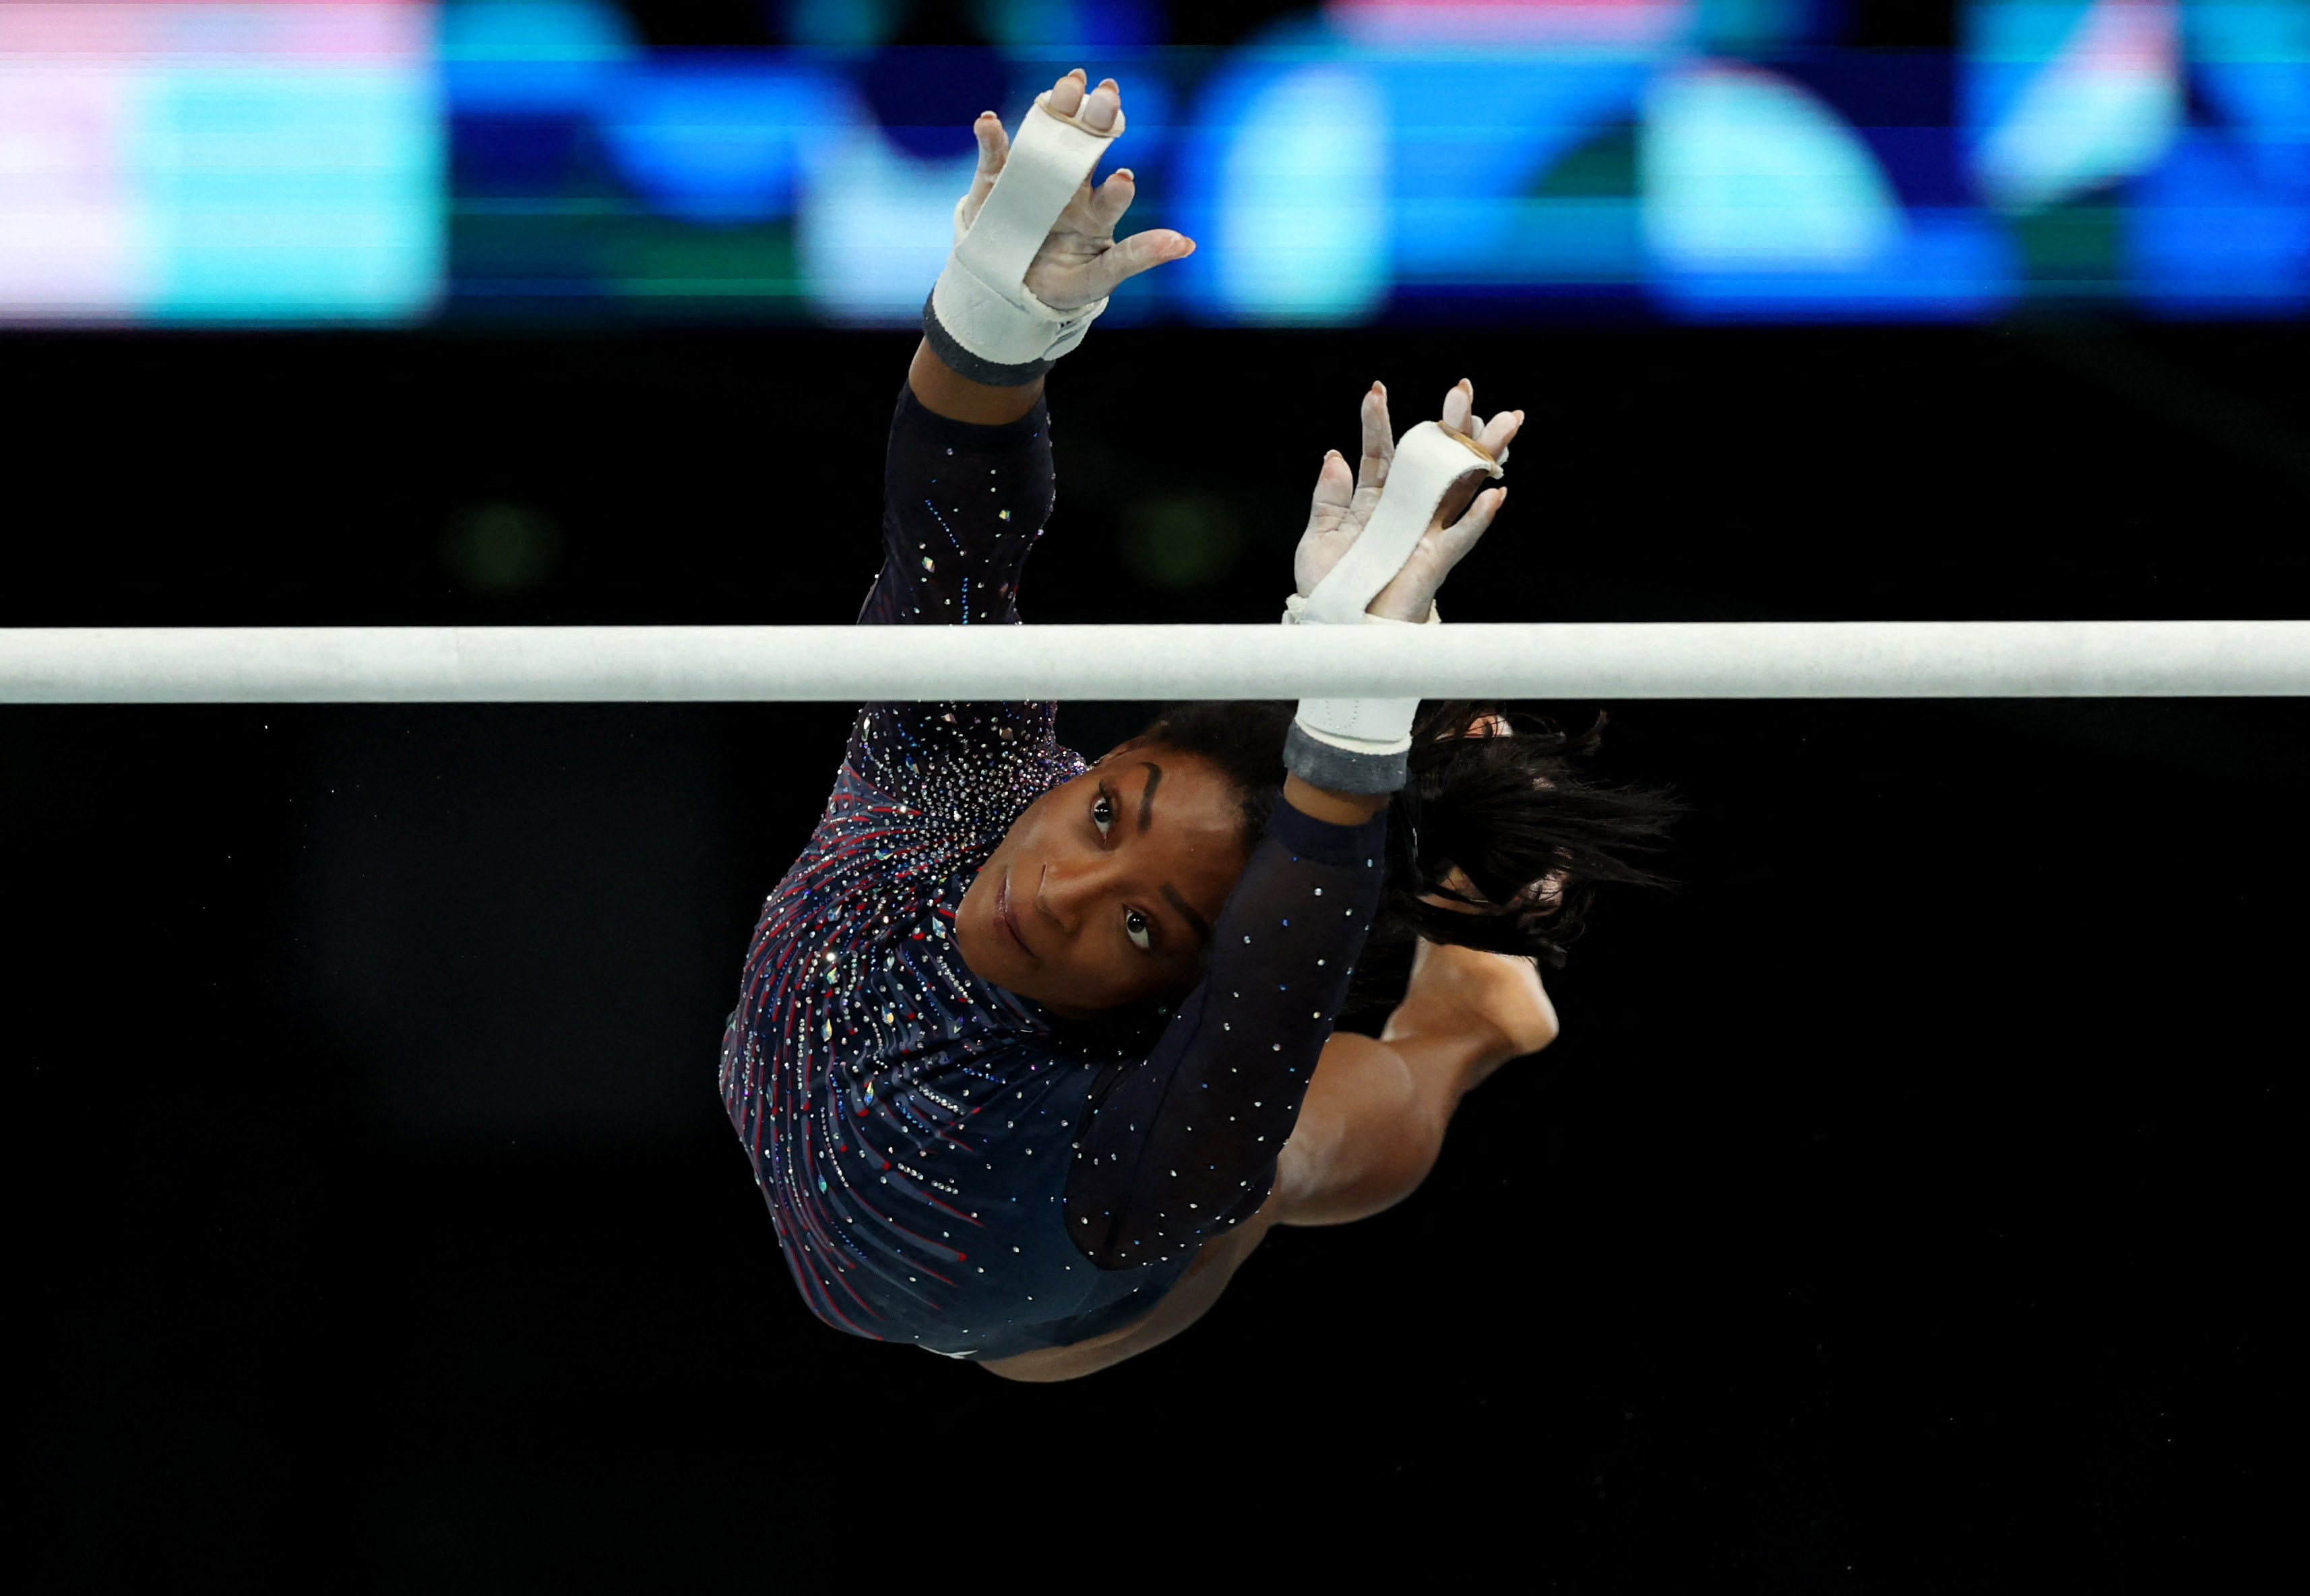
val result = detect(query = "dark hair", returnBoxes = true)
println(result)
[1131,700,1681,998]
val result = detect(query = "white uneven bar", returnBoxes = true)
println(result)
[3,622,2307,703]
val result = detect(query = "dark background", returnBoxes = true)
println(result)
[13,318,2305,1589]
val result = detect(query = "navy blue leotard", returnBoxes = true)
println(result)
[720,387,1386,1360]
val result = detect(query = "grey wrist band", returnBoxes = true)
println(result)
[1284,722,1409,795]
[922,293,1055,387]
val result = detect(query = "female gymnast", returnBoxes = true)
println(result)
[721,71,1675,1380]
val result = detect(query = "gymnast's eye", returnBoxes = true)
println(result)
[1123,909,1152,951]
[1090,792,1115,837]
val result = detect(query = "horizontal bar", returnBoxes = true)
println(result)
[3,622,2306,704]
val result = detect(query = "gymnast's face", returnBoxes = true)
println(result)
[956,744,1248,1017]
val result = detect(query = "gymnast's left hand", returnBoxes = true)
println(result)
[1294,379,1524,622]
[957,70,1196,311]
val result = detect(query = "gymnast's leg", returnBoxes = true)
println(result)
[979,942,1557,1382]
[1275,938,1558,1227]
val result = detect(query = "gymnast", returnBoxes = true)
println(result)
[720,70,1675,1380]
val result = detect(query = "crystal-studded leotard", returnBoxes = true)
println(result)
[720,387,1387,1360]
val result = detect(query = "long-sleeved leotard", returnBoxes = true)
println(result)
[721,385,1385,1359]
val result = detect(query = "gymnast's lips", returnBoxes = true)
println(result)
[995,869,1033,959]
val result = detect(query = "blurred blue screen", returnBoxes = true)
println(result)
[5,1,2305,325]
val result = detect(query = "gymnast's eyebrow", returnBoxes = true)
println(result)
[1160,883,1212,945]
[1137,761,1162,831]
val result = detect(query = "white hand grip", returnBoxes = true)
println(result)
[924,94,1123,383]
[1297,421,1502,626]
[955,92,1121,292]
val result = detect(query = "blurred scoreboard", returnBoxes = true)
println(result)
[0,1,440,322]
[2,1,2305,325]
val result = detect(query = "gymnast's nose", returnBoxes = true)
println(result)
[1034,854,1108,934]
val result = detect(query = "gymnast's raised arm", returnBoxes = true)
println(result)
[853,70,1189,641]
[1051,375,1524,1265]
[905,71,1192,427]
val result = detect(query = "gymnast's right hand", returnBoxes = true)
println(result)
[1294,379,1523,622]
[958,69,1195,311]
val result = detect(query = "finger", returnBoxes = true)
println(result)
[1445,484,1507,546]
[1478,406,1522,460]
[968,112,1008,202]
[1439,379,1472,434]
[1070,227,1194,300]
[974,110,1006,172]
[1081,77,1119,132]
[1356,381,1392,497]
[1088,167,1135,234]
[1309,448,1354,515]
[1050,68,1087,117]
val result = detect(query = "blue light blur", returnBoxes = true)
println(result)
[600,62,844,223]
[5,0,2304,326]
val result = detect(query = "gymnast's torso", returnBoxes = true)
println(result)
[720,386,1385,1360]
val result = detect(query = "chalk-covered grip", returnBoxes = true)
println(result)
[1283,420,1506,794]
[922,92,1125,387]
[1294,422,1502,625]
